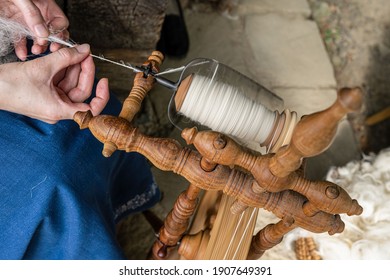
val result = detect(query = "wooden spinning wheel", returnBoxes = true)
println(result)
[73,51,363,260]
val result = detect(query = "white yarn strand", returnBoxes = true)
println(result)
[179,74,277,144]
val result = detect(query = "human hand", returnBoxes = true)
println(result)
[0,44,109,123]
[1,0,69,60]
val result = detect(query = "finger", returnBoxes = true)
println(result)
[58,64,83,99]
[61,54,95,103]
[67,54,95,101]
[62,77,109,118]
[14,38,28,61]
[88,78,110,116]
[53,67,68,87]
[60,78,109,120]
[49,30,70,52]
[48,16,69,34]
[46,79,109,121]
[12,0,49,46]
[31,41,48,55]
[41,44,91,77]
[49,42,63,52]
[40,118,58,125]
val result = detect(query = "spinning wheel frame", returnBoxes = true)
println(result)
[73,51,363,260]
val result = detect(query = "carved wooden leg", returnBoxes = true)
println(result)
[152,183,201,259]
[102,51,164,157]
[247,216,296,260]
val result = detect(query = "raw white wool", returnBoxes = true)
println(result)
[0,16,74,56]
[0,17,31,56]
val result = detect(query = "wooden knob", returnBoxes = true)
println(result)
[149,51,164,66]
[102,141,118,157]
[157,244,168,258]
[338,87,363,112]
[178,230,210,260]
[181,126,198,145]
[73,110,93,129]
[247,216,295,260]
[270,87,363,178]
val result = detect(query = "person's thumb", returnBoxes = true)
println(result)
[12,0,49,43]
[42,44,91,75]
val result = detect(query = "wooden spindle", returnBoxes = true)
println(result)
[182,126,363,216]
[269,87,363,177]
[152,184,201,259]
[119,51,164,123]
[247,216,296,260]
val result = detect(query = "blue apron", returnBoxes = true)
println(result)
[0,84,161,259]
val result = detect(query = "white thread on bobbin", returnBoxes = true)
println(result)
[177,74,277,145]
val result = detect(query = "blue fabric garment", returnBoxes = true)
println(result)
[0,89,161,259]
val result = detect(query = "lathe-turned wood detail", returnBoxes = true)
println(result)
[73,51,363,260]
[247,216,296,260]
[295,237,322,260]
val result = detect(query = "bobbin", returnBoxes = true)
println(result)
[174,73,298,153]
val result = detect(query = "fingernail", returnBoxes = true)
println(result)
[76,44,90,54]
[34,23,49,38]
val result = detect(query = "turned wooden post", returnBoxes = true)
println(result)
[247,216,296,260]
[269,87,363,177]
[101,51,164,158]
[152,148,219,259]
[151,184,201,259]
[119,51,164,122]
[182,128,362,216]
